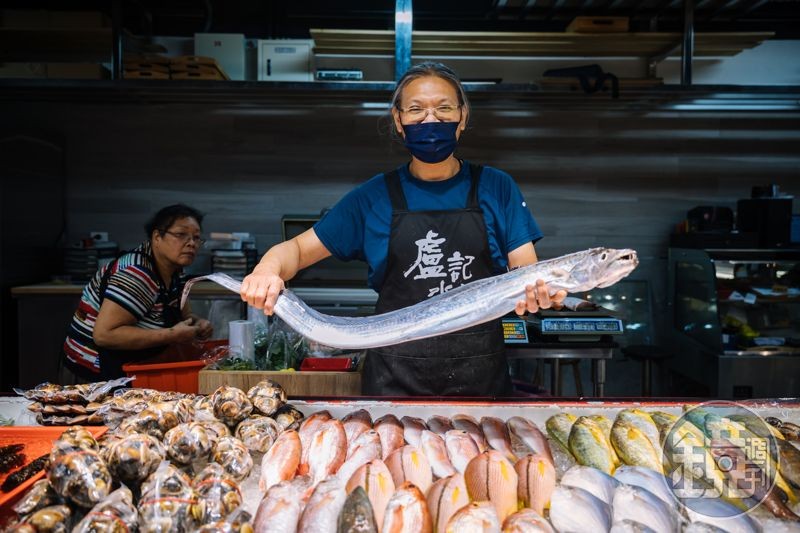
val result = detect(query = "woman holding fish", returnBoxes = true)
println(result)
[241,62,565,396]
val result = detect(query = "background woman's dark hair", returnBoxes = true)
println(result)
[380,61,470,141]
[144,204,204,238]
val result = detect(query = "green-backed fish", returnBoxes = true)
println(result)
[729,413,785,441]
[661,420,735,507]
[610,420,663,474]
[545,414,576,455]
[568,416,616,475]
[588,415,621,466]
[615,409,660,451]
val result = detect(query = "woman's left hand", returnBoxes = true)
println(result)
[515,279,567,316]
[194,318,213,340]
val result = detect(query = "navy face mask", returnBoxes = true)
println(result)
[401,121,460,164]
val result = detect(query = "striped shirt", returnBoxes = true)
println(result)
[63,241,184,373]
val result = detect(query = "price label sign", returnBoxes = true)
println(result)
[502,318,529,344]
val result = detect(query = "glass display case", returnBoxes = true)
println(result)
[667,247,800,398]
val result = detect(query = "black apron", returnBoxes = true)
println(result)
[94,251,183,379]
[362,163,512,397]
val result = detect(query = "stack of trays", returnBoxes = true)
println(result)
[170,56,229,80]
[62,242,118,282]
[122,55,229,80]
[123,55,170,80]
[211,249,257,278]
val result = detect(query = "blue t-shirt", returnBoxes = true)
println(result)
[314,162,543,291]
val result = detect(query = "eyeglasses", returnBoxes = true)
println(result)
[397,104,462,123]
[164,231,206,246]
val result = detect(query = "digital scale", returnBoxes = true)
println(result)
[527,302,625,342]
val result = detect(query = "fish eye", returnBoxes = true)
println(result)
[600,252,608,261]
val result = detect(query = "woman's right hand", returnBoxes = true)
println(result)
[241,269,285,315]
[171,318,200,343]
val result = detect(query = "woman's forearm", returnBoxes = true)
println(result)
[93,324,178,350]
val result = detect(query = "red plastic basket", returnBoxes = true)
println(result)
[122,339,227,394]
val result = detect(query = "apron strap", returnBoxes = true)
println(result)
[467,163,484,209]
[384,168,408,212]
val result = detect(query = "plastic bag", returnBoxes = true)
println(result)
[163,423,214,469]
[201,344,231,367]
[257,317,306,370]
[193,463,243,525]
[195,507,253,533]
[12,479,62,516]
[139,461,201,532]
[47,441,112,508]
[15,377,133,404]
[72,486,138,533]
[212,436,253,483]
[104,433,166,486]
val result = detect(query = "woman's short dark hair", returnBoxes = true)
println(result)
[144,204,204,238]
[383,61,470,140]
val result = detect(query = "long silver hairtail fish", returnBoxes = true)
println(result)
[181,247,637,350]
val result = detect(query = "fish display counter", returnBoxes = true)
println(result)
[2,379,800,532]
[667,247,800,398]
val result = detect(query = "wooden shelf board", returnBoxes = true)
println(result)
[310,29,773,58]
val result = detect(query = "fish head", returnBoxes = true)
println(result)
[543,248,638,293]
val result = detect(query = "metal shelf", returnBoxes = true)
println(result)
[0,79,798,112]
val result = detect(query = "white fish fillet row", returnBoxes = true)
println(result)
[181,247,638,350]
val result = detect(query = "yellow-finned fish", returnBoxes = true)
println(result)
[661,421,749,511]
[345,459,396,530]
[568,416,616,475]
[381,481,433,533]
[615,409,661,452]
[587,415,621,467]
[427,473,470,533]
[464,450,519,524]
[385,445,433,495]
[514,453,556,515]
[444,501,502,533]
[545,414,576,455]
[610,420,663,474]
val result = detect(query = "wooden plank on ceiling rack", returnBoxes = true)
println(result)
[309,29,773,58]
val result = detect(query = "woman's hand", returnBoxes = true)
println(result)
[194,318,213,340]
[515,279,567,316]
[171,318,200,343]
[241,269,285,315]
